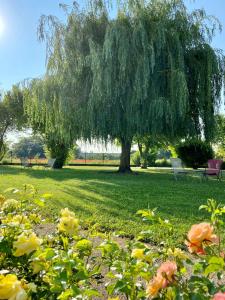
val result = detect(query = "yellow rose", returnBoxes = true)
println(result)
[0,274,27,300]
[2,199,19,212]
[29,214,41,224]
[131,248,145,260]
[167,248,188,260]
[58,216,79,236]
[30,261,43,274]
[26,282,37,293]
[13,232,42,257]
[3,215,30,226]
[60,208,75,218]
[75,239,92,252]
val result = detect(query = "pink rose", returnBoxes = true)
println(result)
[157,261,177,283]
[213,292,225,300]
[146,261,177,298]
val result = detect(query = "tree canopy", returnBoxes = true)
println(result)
[0,85,26,160]
[25,0,225,171]
[12,135,45,159]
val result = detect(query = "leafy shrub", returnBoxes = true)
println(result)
[155,158,171,167]
[0,185,224,299]
[131,151,141,166]
[131,150,157,167]
[143,149,158,167]
[176,140,214,169]
[221,161,225,170]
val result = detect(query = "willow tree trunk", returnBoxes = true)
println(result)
[118,138,132,173]
[46,140,69,169]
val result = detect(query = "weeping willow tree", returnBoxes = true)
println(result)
[26,0,225,172]
[87,0,225,171]
[24,3,109,168]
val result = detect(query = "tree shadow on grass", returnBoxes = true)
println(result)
[51,177,222,226]
[1,166,173,185]
[3,166,224,225]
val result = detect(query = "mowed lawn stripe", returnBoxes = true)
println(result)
[0,166,224,244]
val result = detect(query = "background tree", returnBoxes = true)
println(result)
[0,85,26,161]
[213,114,225,158]
[12,135,45,159]
[24,77,73,168]
[134,135,168,169]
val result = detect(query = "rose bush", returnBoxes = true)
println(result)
[0,185,224,299]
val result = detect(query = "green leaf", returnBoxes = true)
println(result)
[208,256,225,266]
[41,193,53,199]
[83,289,100,297]
[74,270,88,281]
[205,257,225,276]
[34,198,45,207]
[0,240,12,254]
[57,289,73,300]
[114,279,131,294]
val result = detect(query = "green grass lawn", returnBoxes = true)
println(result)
[0,165,224,245]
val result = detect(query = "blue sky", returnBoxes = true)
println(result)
[0,0,225,92]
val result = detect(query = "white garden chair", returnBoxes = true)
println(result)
[44,158,56,169]
[170,158,188,180]
[20,157,32,168]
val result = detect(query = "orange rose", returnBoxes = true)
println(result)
[185,240,205,254]
[146,275,165,298]
[188,223,213,243]
[157,261,177,283]
[213,292,225,300]
[186,223,218,254]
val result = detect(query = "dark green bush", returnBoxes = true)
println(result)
[220,161,225,170]
[176,140,214,169]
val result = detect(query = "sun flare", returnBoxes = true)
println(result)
[0,16,5,36]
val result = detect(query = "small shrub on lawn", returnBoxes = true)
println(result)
[176,139,214,169]
[0,186,224,299]
[131,151,141,166]
[155,158,171,167]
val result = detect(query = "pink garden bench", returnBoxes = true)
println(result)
[203,159,223,181]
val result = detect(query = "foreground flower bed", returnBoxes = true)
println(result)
[0,185,224,299]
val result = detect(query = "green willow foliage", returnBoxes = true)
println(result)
[24,0,225,170]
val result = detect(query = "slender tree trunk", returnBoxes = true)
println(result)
[141,155,148,169]
[118,138,132,173]
[138,140,150,169]
[141,144,150,169]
